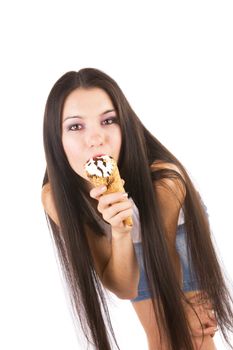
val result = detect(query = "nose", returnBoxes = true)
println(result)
[85,128,104,148]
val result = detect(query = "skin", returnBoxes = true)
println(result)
[60,87,217,348]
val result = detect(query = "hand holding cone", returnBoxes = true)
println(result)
[84,155,133,227]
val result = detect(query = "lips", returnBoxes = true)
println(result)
[91,153,106,160]
[85,154,105,164]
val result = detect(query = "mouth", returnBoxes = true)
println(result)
[92,153,106,159]
[86,154,107,164]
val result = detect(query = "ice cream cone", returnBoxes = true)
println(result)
[84,155,133,227]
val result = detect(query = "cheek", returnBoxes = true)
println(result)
[113,129,122,150]
[62,138,72,159]
[109,128,122,162]
[62,136,85,177]
[62,136,80,165]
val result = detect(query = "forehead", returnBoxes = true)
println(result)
[62,87,114,118]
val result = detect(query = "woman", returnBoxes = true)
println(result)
[41,68,233,349]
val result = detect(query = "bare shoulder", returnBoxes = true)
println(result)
[150,160,186,181]
[41,182,52,208]
[41,183,60,225]
[84,224,111,281]
[150,160,186,202]
[150,160,187,246]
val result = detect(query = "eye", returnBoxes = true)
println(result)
[102,117,118,125]
[68,123,83,131]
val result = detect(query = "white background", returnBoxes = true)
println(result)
[0,1,232,349]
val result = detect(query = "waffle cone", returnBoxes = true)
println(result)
[86,158,133,227]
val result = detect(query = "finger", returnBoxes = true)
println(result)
[194,310,217,328]
[207,310,217,324]
[90,185,107,199]
[108,208,133,227]
[121,179,125,185]
[199,299,212,308]
[189,299,216,320]
[211,329,217,337]
[202,301,215,311]
[100,199,132,220]
[197,307,217,326]
[190,291,210,305]
[192,326,218,338]
[97,192,128,211]
[205,317,218,328]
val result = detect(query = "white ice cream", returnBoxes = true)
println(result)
[84,155,114,177]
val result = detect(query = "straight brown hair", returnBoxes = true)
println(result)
[42,68,233,349]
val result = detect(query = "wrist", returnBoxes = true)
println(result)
[111,229,132,241]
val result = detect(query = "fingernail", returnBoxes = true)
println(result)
[122,192,128,198]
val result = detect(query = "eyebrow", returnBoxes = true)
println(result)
[63,109,116,122]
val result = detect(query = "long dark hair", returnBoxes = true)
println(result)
[42,68,233,349]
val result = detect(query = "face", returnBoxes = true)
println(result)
[62,87,122,181]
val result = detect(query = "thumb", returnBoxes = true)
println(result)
[121,179,125,186]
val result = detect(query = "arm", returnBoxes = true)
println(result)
[84,223,139,299]
[90,186,140,300]
[102,230,140,299]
